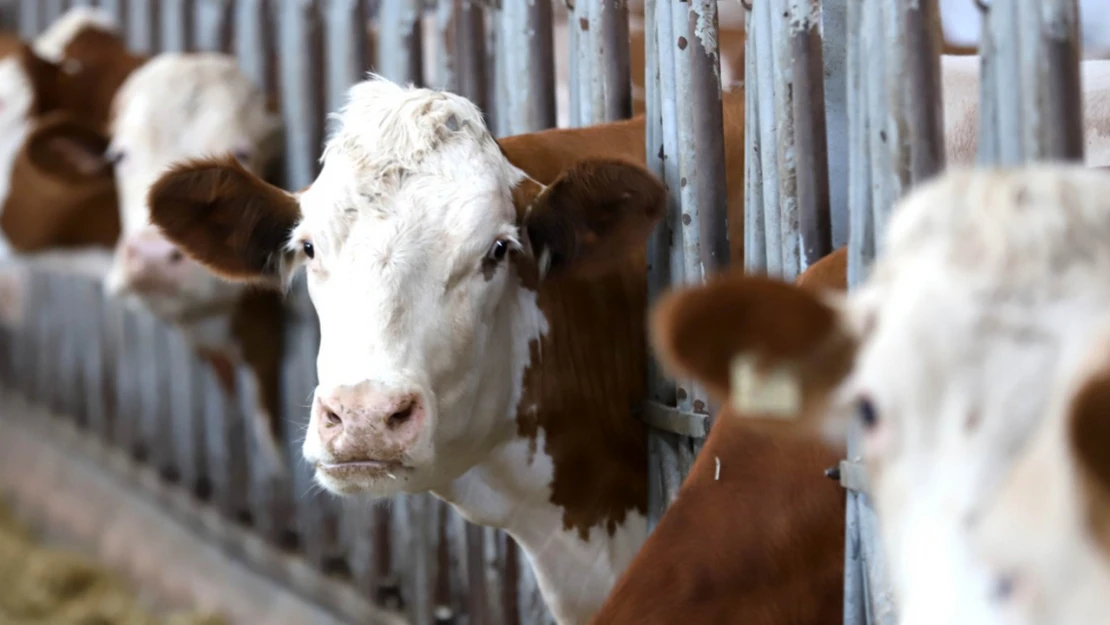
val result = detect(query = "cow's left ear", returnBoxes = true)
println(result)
[523,159,665,279]
[24,113,113,183]
[1068,365,1110,554]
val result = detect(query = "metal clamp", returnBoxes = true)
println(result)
[835,459,871,497]
[639,401,711,438]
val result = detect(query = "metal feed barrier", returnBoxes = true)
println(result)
[0,0,1094,624]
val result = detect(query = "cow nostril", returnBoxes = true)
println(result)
[168,249,183,263]
[387,403,415,429]
[324,409,342,427]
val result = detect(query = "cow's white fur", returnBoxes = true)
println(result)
[817,166,1110,625]
[32,6,119,63]
[103,52,281,325]
[0,56,35,259]
[287,76,646,623]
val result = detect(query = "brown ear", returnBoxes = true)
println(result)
[650,272,857,414]
[24,113,113,183]
[523,159,665,279]
[1069,366,1110,554]
[796,247,848,294]
[147,157,301,284]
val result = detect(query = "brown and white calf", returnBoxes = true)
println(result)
[41,52,289,476]
[654,165,1110,625]
[588,275,847,624]
[0,8,143,257]
[142,77,744,623]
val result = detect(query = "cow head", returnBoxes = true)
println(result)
[49,52,284,322]
[146,77,664,496]
[649,166,1110,625]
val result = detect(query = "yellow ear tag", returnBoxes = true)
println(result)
[729,353,802,419]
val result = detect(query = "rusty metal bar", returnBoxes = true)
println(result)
[752,0,783,278]
[904,0,946,182]
[278,0,326,190]
[590,0,632,123]
[448,0,488,110]
[1040,0,1085,161]
[791,0,832,269]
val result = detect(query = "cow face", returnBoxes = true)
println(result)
[145,77,664,496]
[650,166,1110,625]
[100,52,282,321]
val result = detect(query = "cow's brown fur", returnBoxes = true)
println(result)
[586,271,850,623]
[1069,367,1110,558]
[796,246,848,293]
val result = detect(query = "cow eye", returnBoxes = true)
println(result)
[487,239,509,263]
[858,396,879,430]
[232,148,252,164]
[302,240,315,259]
[105,150,126,167]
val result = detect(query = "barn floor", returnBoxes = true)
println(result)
[0,390,403,625]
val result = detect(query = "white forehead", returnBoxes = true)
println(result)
[0,56,33,124]
[110,53,278,157]
[297,76,523,253]
[31,6,119,62]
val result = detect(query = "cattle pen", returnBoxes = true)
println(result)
[0,1,1094,625]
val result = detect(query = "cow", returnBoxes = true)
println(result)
[38,52,289,478]
[140,76,744,624]
[587,272,847,624]
[0,8,144,258]
[647,165,1110,625]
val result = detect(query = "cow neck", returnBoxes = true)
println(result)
[434,116,652,624]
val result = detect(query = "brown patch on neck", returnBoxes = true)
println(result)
[513,254,650,539]
[230,288,286,441]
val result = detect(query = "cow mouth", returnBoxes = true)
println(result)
[316,460,411,478]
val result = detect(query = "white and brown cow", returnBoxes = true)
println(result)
[0,9,143,258]
[654,165,1110,625]
[141,76,748,624]
[40,52,289,476]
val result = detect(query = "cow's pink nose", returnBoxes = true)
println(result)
[316,385,426,452]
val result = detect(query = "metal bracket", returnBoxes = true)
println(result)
[638,401,711,438]
[837,459,871,497]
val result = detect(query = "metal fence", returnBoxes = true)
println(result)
[0,0,1095,624]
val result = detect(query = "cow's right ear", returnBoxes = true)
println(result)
[650,272,858,428]
[147,157,302,285]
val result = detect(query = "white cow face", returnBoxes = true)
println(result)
[143,77,665,498]
[101,52,282,321]
[649,166,1110,625]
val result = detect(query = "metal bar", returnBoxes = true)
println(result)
[989,0,1025,164]
[743,1,767,274]
[903,0,946,183]
[769,0,800,280]
[195,0,233,51]
[753,0,783,278]
[689,0,728,272]
[161,0,195,52]
[791,0,832,270]
[1041,0,1085,161]
[497,0,556,134]
[278,0,326,190]
[325,0,371,115]
[377,0,424,85]
[451,0,488,110]
[127,0,156,53]
[235,0,279,96]
[594,0,632,122]
[18,0,36,39]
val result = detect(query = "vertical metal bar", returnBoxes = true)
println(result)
[743,3,767,274]
[18,0,36,39]
[235,0,273,93]
[450,0,488,110]
[168,331,199,488]
[497,0,556,134]
[687,0,728,273]
[1041,0,1084,161]
[161,0,195,52]
[278,0,326,190]
[791,0,832,270]
[768,0,800,280]
[377,0,424,85]
[988,0,1025,164]
[195,0,233,51]
[325,0,371,115]
[977,1,1000,165]
[823,0,850,250]
[753,0,783,278]
[571,0,593,126]
[594,0,632,122]
[464,523,490,625]
[904,0,946,183]
[127,0,155,53]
